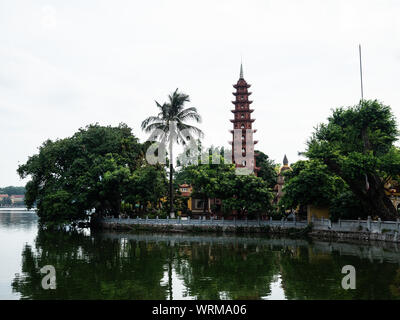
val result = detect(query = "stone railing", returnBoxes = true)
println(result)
[101,215,400,235]
[311,216,400,234]
[101,216,309,229]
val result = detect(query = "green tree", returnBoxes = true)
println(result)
[305,100,400,219]
[280,160,347,210]
[141,89,203,217]
[179,154,274,218]
[255,150,278,189]
[280,160,365,220]
[185,155,234,213]
[126,164,167,212]
[222,174,274,219]
[17,124,161,225]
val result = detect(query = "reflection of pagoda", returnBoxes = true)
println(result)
[274,155,291,204]
[229,63,259,173]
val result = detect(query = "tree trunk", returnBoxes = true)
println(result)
[169,141,175,218]
[203,196,208,214]
[347,173,397,220]
[325,159,397,220]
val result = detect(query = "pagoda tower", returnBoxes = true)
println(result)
[230,63,259,174]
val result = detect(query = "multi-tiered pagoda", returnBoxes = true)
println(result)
[230,64,259,174]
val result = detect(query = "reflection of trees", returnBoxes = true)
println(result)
[389,268,400,298]
[12,230,169,299]
[173,243,280,299]
[279,247,400,300]
[11,230,400,300]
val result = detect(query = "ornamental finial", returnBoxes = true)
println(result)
[283,154,288,166]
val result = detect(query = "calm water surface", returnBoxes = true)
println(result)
[1,209,400,300]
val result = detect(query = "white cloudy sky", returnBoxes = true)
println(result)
[1,0,400,186]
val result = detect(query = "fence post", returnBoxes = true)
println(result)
[378,218,382,233]
[338,218,341,228]
[328,219,332,229]
[367,216,371,231]
[270,216,272,225]
[146,215,148,223]
[281,217,284,227]
[188,216,190,223]
[167,216,169,224]
[397,218,399,232]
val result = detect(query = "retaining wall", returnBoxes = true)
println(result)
[98,216,400,243]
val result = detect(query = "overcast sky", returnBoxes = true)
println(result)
[1,0,400,186]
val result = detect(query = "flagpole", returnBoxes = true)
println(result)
[359,44,364,102]
[359,44,369,190]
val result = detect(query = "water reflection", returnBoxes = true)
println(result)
[11,230,400,300]
[0,209,38,299]
[0,209,38,230]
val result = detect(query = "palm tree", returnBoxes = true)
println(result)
[141,89,203,217]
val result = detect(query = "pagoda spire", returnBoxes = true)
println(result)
[283,154,288,166]
[240,62,244,79]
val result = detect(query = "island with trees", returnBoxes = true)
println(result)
[16,93,400,240]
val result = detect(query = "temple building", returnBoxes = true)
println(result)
[384,180,400,212]
[230,64,259,174]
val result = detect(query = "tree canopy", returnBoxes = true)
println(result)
[280,159,364,220]
[17,124,167,226]
[255,150,278,189]
[176,154,274,217]
[305,99,400,219]
[280,160,346,209]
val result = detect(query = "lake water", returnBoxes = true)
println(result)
[1,209,400,300]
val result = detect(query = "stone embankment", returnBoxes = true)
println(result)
[97,216,400,243]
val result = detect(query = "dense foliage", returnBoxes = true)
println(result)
[255,150,278,189]
[280,160,346,209]
[280,160,365,220]
[17,124,167,226]
[177,154,274,218]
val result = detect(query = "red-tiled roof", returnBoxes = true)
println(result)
[0,194,8,197]
[10,195,24,198]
